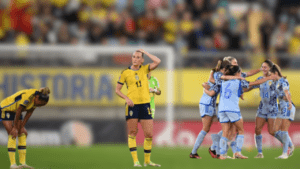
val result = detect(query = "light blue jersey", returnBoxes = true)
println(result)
[218,79,249,112]
[253,76,278,118]
[276,78,296,121]
[199,72,223,106]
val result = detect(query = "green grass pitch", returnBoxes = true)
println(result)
[0,145,297,169]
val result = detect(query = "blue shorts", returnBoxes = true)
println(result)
[218,111,242,123]
[125,103,153,120]
[199,104,216,117]
[1,111,23,121]
[278,103,296,121]
[256,102,278,120]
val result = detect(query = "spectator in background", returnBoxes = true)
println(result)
[89,24,104,44]
[200,37,217,52]
[260,10,275,53]
[175,1,187,20]
[57,22,70,44]
[191,0,205,20]
[163,12,178,44]
[213,30,228,50]
[156,0,172,21]
[270,22,291,53]
[138,9,162,43]
[288,25,300,56]
[188,20,203,50]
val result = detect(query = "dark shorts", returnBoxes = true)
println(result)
[125,103,153,120]
[1,111,23,121]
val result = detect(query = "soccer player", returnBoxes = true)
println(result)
[244,60,282,158]
[115,49,161,167]
[207,56,261,158]
[190,60,245,159]
[204,65,276,159]
[270,65,295,159]
[148,72,161,119]
[1,87,50,169]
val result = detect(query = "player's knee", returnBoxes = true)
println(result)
[129,130,138,136]
[202,126,210,133]
[255,127,262,135]
[144,132,153,138]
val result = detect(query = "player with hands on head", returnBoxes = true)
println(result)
[115,49,161,167]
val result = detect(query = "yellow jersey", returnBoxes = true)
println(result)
[1,89,38,114]
[118,65,151,104]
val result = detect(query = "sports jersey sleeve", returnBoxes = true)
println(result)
[214,72,223,82]
[118,71,126,85]
[154,77,160,88]
[211,83,221,93]
[281,79,289,91]
[19,89,36,107]
[241,80,250,88]
[142,64,150,74]
[241,72,247,78]
[252,76,263,89]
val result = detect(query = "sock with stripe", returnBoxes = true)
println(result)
[18,133,27,165]
[255,134,263,154]
[8,135,17,166]
[282,131,289,154]
[144,138,152,164]
[219,137,228,155]
[192,130,207,154]
[128,135,139,163]
[236,135,244,153]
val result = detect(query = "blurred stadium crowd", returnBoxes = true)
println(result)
[0,0,300,67]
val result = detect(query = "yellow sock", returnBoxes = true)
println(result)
[144,138,152,164]
[128,135,139,163]
[18,133,27,165]
[8,135,17,166]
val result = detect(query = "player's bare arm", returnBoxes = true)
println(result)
[11,105,26,138]
[115,83,134,107]
[137,49,161,70]
[246,68,261,77]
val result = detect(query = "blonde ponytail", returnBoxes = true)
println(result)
[39,87,50,95]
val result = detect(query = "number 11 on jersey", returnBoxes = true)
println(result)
[136,80,142,87]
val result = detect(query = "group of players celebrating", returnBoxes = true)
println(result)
[190,57,295,160]
[0,49,296,168]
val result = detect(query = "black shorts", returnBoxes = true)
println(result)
[125,103,153,120]
[1,111,23,121]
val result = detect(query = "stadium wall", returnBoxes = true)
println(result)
[0,68,299,107]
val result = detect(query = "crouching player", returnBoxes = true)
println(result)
[204,66,276,159]
[1,87,50,169]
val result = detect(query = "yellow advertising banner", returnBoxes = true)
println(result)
[0,68,298,107]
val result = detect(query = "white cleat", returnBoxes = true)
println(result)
[276,154,288,159]
[134,161,142,167]
[10,164,21,169]
[234,153,248,159]
[144,161,161,167]
[254,153,264,158]
[289,145,295,157]
[19,164,34,169]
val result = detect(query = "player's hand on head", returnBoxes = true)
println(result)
[10,127,18,139]
[126,98,134,107]
[137,49,146,54]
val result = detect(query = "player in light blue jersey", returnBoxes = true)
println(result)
[204,65,276,159]
[270,65,295,159]
[243,60,281,158]
[207,56,261,159]
[190,60,245,159]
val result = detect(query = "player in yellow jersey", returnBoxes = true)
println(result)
[116,49,161,167]
[1,87,50,169]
